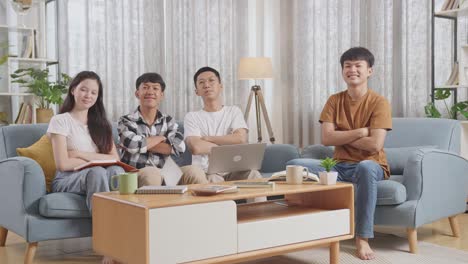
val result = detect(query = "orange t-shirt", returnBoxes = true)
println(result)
[320,89,392,178]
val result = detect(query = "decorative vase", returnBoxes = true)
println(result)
[36,108,53,123]
[318,171,338,185]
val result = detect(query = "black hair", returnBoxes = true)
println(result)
[135,72,166,91]
[340,47,375,68]
[60,71,113,154]
[193,67,221,85]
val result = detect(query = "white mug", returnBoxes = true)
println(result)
[286,165,309,184]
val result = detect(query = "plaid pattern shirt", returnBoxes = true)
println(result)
[118,108,185,169]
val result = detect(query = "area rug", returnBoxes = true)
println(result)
[243,233,468,264]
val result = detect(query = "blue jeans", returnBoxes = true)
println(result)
[286,159,384,238]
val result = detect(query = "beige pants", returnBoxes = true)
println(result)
[137,165,207,187]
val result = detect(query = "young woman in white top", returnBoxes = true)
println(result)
[47,71,124,213]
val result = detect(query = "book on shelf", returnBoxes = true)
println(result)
[135,185,188,194]
[190,185,238,196]
[445,62,459,86]
[14,102,25,124]
[268,170,319,182]
[441,0,459,11]
[21,33,33,58]
[73,160,137,172]
[21,103,32,124]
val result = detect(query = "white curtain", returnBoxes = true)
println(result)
[57,0,462,146]
[276,0,434,147]
[57,0,165,121]
[164,0,249,119]
[58,0,249,122]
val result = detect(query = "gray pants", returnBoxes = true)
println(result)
[52,165,125,213]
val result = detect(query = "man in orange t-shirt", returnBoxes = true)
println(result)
[287,47,392,260]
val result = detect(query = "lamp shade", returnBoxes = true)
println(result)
[238,57,273,80]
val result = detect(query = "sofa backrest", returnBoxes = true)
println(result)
[385,118,461,154]
[0,122,192,166]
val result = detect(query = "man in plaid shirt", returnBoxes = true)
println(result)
[118,73,206,187]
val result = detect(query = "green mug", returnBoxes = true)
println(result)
[111,172,138,194]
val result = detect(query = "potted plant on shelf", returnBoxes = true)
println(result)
[425,89,468,120]
[11,67,70,123]
[319,157,338,185]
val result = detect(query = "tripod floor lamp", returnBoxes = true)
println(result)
[238,57,275,143]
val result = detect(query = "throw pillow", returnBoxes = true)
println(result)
[384,146,437,175]
[17,135,56,192]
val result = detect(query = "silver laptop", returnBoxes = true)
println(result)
[160,156,183,186]
[207,143,266,174]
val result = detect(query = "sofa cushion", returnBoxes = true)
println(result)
[377,179,407,205]
[16,135,56,192]
[301,145,334,159]
[39,193,91,218]
[260,144,300,173]
[385,146,437,175]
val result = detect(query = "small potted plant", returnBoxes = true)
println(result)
[11,67,70,123]
[319,157,338,185]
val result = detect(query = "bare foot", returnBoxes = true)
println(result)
[355,236,375,260]
[102,256,120,264]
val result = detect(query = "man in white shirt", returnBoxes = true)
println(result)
[184,66,262,182]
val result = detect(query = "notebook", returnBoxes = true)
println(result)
[73,160,137,172]
[190,185,238,196]
[135,185,188,194]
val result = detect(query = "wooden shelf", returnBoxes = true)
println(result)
[0,25,35,32]
[8,57,58,64]
[435,85,468,89]
[0,92,34,96]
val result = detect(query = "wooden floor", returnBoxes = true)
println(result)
[1,213,467,263]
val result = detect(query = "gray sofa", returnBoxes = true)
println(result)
[0,123,300,263]
[0,118,467,262]
[288,117,468,253]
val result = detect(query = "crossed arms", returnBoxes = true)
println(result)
[321,122,386,154]
[185,128,247,155]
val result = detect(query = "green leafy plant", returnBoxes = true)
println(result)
[11,67,71,109]
[0,41,8,66]
[424,89,468,119]
[320,157,337,172]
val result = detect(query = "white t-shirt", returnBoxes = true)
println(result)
[184,106,248,172]
[47,112,98,153]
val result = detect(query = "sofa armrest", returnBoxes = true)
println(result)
[403,149,468,225]
[0,157,46,235]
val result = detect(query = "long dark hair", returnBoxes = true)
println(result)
[60,71,113,154]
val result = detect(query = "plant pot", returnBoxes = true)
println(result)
[36,108,54,123]
[319,171,338,185]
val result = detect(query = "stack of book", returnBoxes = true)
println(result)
[14,103,33,124]
[440,0,464,11]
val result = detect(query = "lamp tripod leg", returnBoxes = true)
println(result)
[244,90,255,121]
[256,90,275,143]
[254,90,262,142]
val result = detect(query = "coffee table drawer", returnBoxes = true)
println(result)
[149,201,237,263]
[238,206,350,252]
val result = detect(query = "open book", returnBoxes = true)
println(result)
[190,185,238,196]
[268,170,319,182]
[135,185,188,194]
[73,160,137,172]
